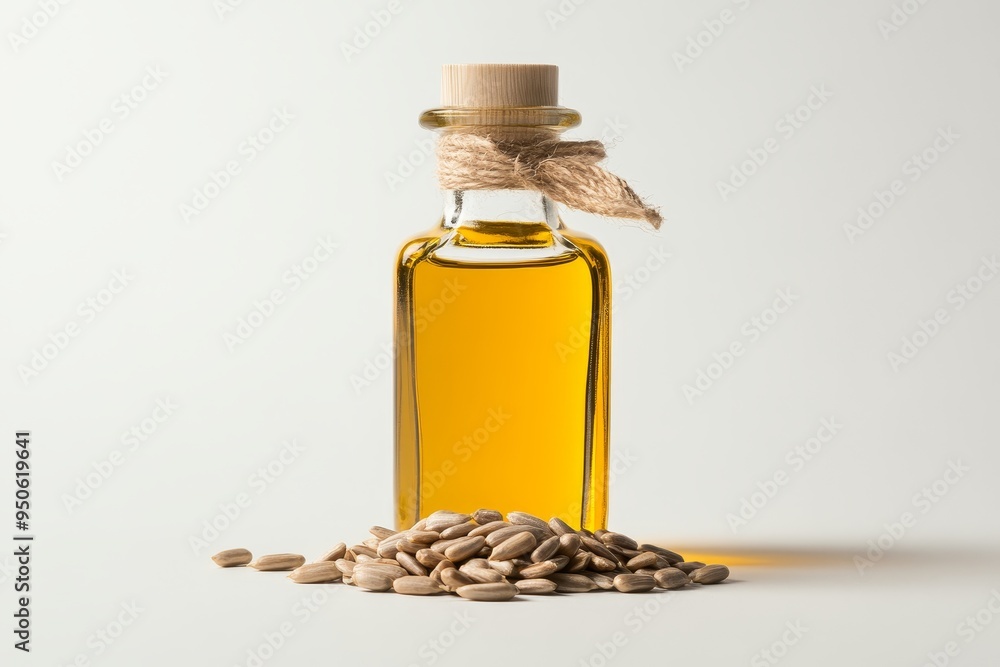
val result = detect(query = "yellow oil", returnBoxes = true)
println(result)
[394,221,610,531]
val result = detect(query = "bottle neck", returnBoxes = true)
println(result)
[444,190,559,230]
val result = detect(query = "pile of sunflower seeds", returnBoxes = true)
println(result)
[212,510,730,601]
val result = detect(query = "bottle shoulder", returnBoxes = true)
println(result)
[560,228,611,277]
[559,228,607,255]
[396,226,449,269]
[396,222,610,275]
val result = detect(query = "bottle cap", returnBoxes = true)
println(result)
[441,64,558,108]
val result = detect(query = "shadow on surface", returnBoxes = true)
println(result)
[662,545,1000,568]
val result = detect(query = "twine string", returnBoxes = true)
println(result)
[436,130,662,229]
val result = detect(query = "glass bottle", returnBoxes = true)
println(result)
[394,65,610,531]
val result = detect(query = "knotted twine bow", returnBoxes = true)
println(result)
[436,130,663,229]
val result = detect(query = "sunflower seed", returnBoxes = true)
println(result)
[548,517,576,535]
[473,509,503,525]
[557,533,582,558]
[515,579,558,595]
[355,562,407,579]
[485,525,534,548]
[469,521,511,538]
[653,567,690,589]
[424,512,472,532]
[289,562,343,584]
[524,526,555,542]
[377,540,402,559]
[600,532,639,550]
[675,561,705,574]
[463,566,504,583]
[518,560,561,579]
[334,559,356,575]
[212,548,252,568]
[377,532,406,550]
[395,539,424,555]
[440,568,476,591]
[393,576,445,595]
[581,536,616,561]
[395,551,428,576]
[416,548,448,568]
[456,582,518,601]
[549,555,570,569]
[457,559,492,574]
[691,564,729,584]
[430,538,461,554]
[488,559,519,577]
[440,522,477,540]
[566,551,592,573]
[507,511,551,532]
[445,536,486,562]
[604,545,629,565]
[640,544,684,564]
[370,526,396,540]
[429,560,456,581]
[613,574,655,593]
[653,556,673,570]
[352,567,395,591]
[350,545,377,559]
[590,556,619,572]
[317,543,347,563]
[583,571,616,590]
[549,573,598,593]
[490,532,537,561]
[529,535,560,563]
[249,554,305,571]
[626,552,659,572]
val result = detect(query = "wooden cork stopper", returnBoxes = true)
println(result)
[442,64,558,108]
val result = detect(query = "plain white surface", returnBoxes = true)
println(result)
[1,0,999,664]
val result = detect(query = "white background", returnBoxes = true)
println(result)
[2,0,999,665]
